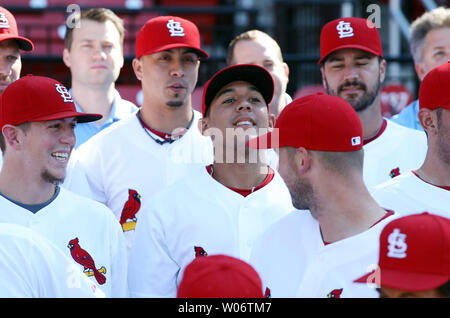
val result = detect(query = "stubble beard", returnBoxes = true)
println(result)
[325,73,381,113]
[41,169,65,186]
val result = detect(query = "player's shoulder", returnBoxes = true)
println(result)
[386,119,426,140]
[78,114,138,151]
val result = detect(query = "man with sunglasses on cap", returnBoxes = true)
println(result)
[128,64,293,298]
[69,16,214,255]
[318,17,428,190]
[0,75,128,297]
[354,212,450,298]
[248,93,395,297]
[371,62,450,218]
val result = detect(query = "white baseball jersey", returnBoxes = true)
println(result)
[128,165,294,298]
[363,119,427,191]
[250,211,395,298]
[371,171,450,218]
[0,187,128,297]
[67,110,214,254]
[0,223,105,298]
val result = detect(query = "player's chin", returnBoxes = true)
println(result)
[41,168,66,185]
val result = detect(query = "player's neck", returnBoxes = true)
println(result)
[70,82,115,126]
[140,103,193,134]
[416,154,450,187]
[0,165,56,205]
[211,162,269,190]
[357,102,384,140]
[313,175,387,243]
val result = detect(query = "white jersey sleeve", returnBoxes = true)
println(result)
[0,223,105,298]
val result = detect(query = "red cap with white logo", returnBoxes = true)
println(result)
[135,15,209,59]
[318,17,383,64]
[0,6,33,51]
[354,212,450,292]
[247,93,363,152]
[0,75,102,130]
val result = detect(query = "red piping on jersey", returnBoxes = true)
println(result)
[137,113,173,140]
[206,165,275,197]
[363,119,387,145]
[412,170,450,191]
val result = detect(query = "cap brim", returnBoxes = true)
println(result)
[205,64,274,112]
[247,130,279,149]
[0,35,34,52]
[139,43,209,59]
[318,44,382,64]
[354,268,449,292]
[28,111,102,124]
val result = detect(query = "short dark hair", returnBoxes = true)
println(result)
[64,8,125,50]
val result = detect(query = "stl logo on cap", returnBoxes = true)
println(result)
[336,20,354,38]
[166,19,185,37]
[55,83,73,103]
[0,13,9,29]
[387,228,407,259]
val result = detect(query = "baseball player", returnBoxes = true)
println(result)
[319,17,428,190]
[128,64,294,298]
[0,6,34,169]
[354,212,450,298]
[0,75,128,297]
[0,223,105,298]
[248,93,395,298]
[372,62,450,218]
[67,16,214,254]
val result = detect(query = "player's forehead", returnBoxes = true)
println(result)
[155,47,199,57]
[234,38,281,63]
[213,81,262,99]
[0,39,20,53]
[324,48,376,63]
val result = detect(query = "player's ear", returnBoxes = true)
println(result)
[2,124,25,151]
[62,48,71,68]
[132,58,143,81]
[268,113,276,129]
[418,108,438,136]
[294,147,312,174]
[378,58,387,84]
[414,62,426,81]
[320,66,327,90]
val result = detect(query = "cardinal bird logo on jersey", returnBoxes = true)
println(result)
[327,288,343,298]
[68,238,107,285]
[120,189,141,232]
[264,287,271,298]
[389,167,400,178]
[194,246,208,257]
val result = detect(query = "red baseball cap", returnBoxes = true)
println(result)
[0,6,33,51]
[247,93,363,151]
[202,64,274,117]
[318,17,382,64]
[0,75,102,130]
[135,15,209,59]
[177,254,264,298]
[419,61,450,111]
[354,212,450,292]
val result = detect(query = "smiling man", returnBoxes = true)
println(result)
[319,17,428,190]
[128,64,293,298]
[69,16,214,255]
[63,8,137,148]
[0,75,128,297]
